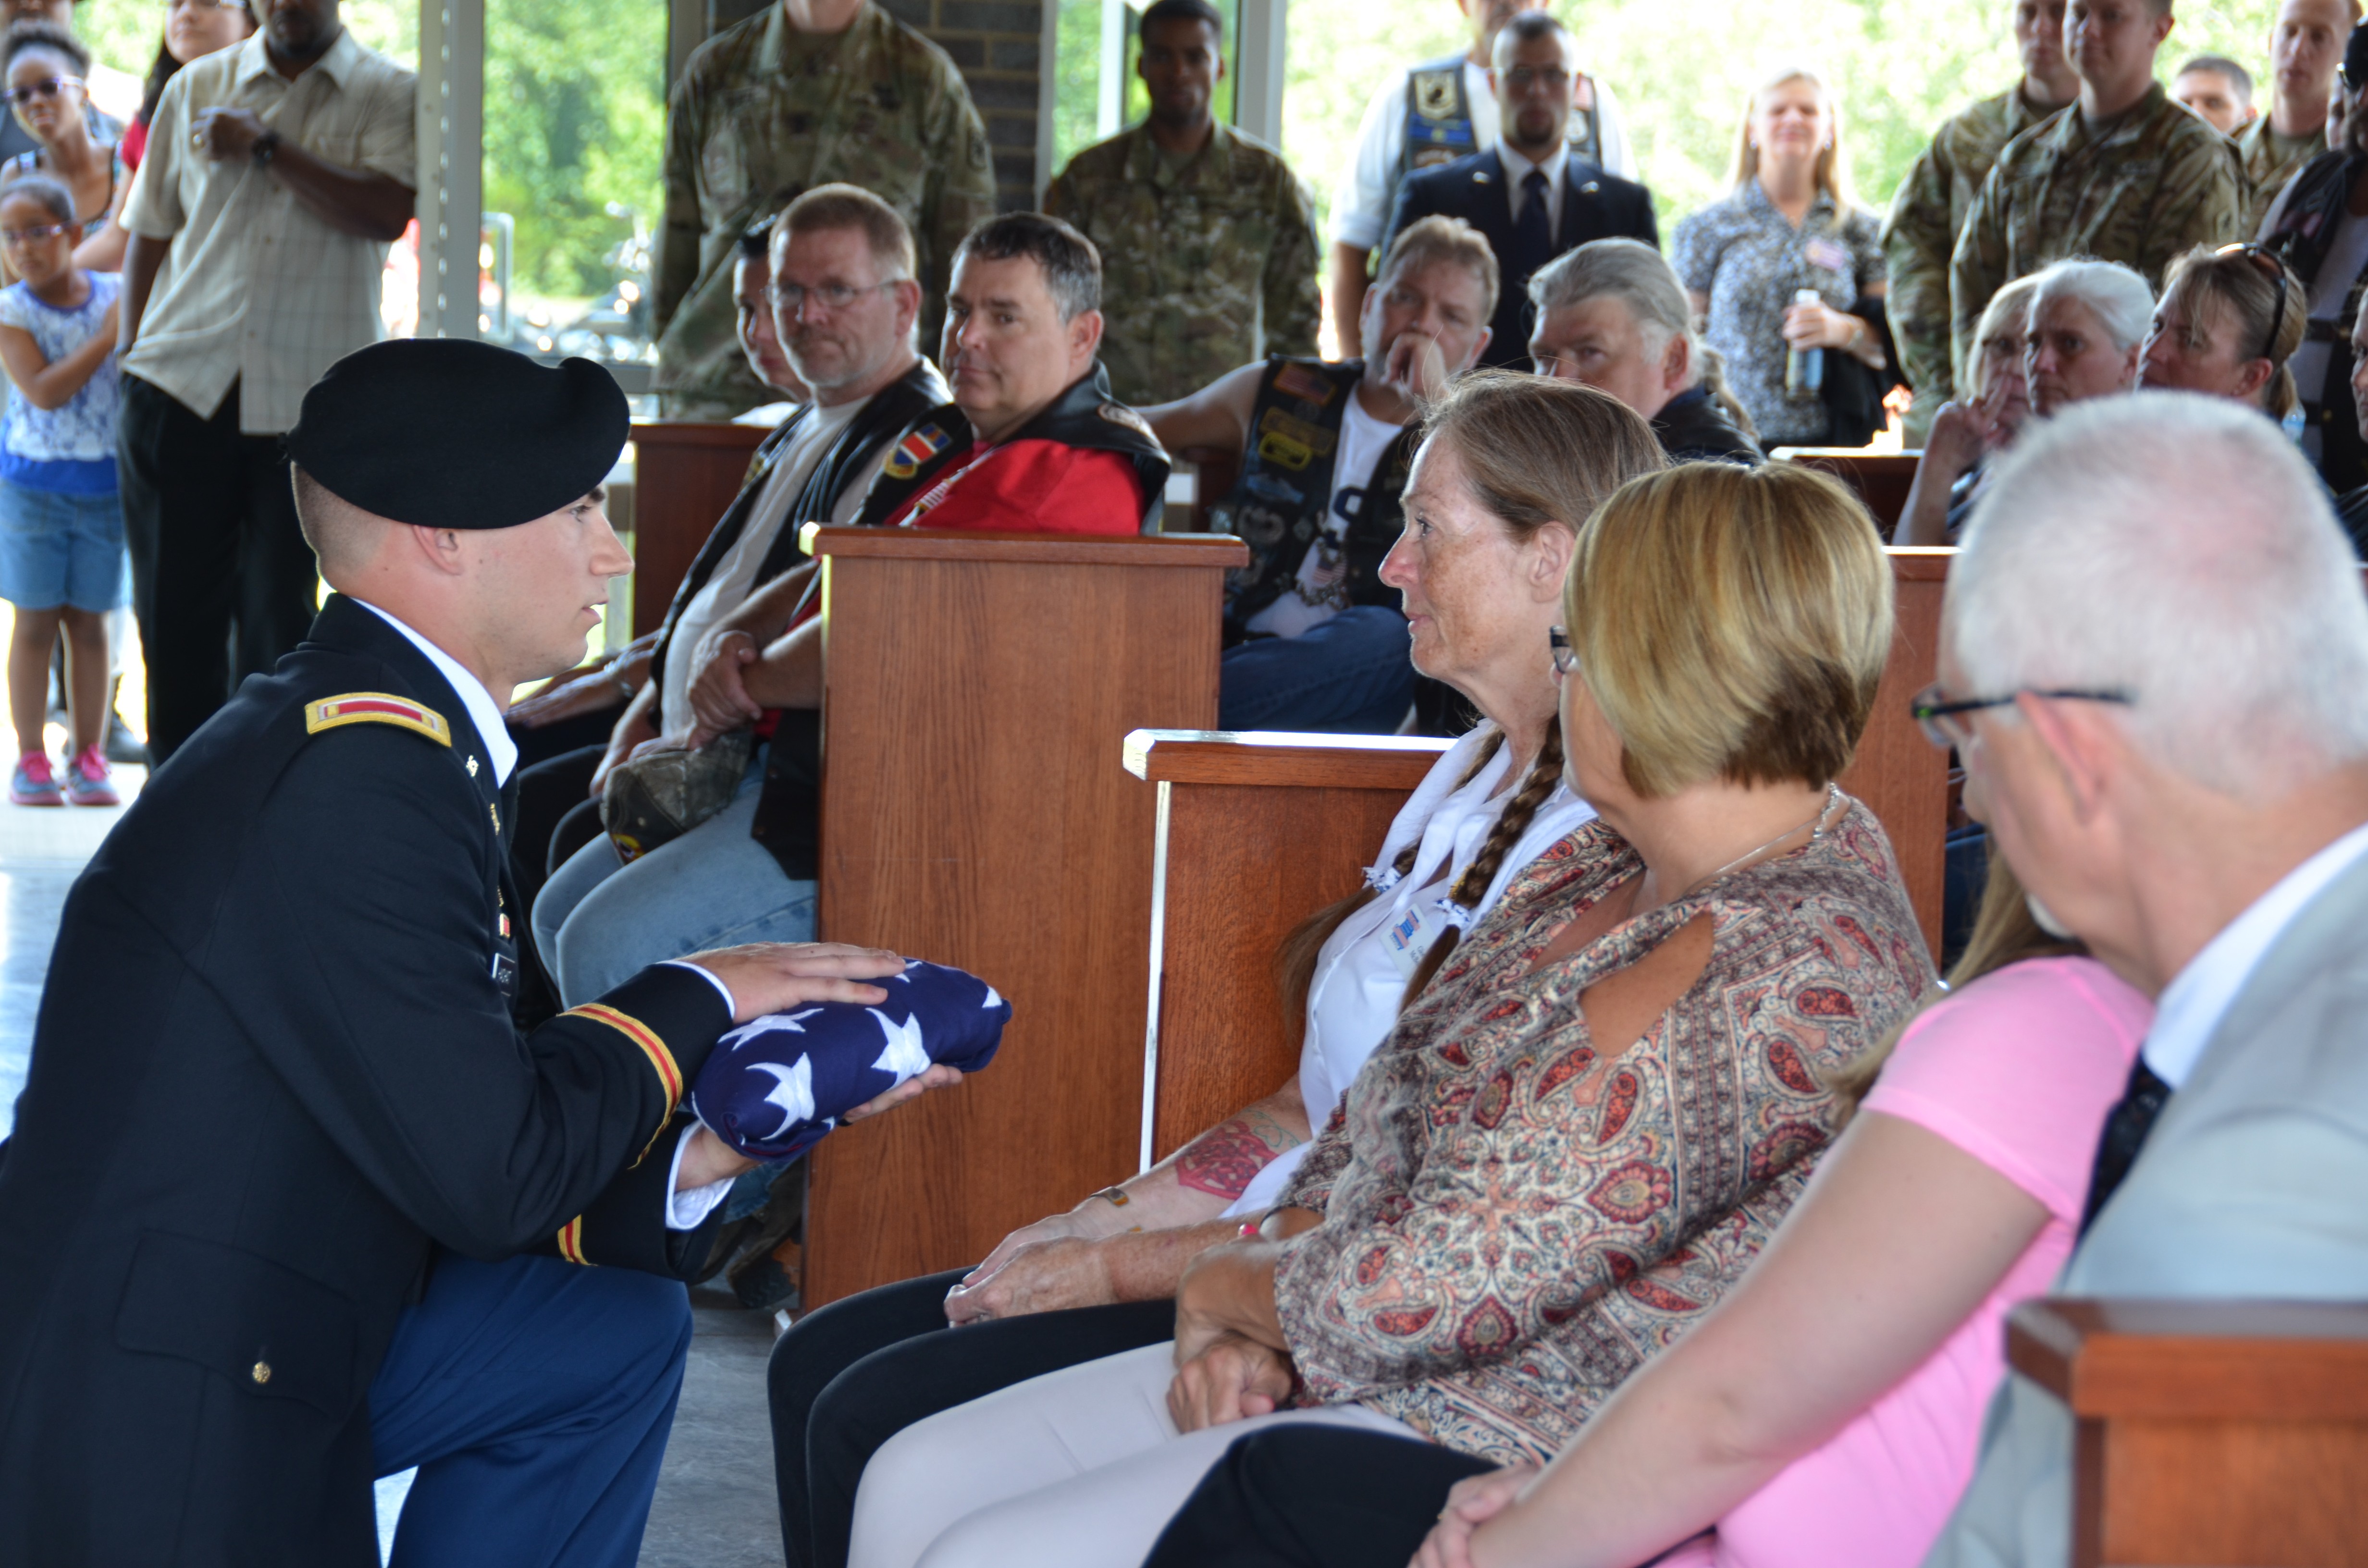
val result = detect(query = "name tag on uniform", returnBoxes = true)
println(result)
[1382,899,1451,981]
[1804,238,1853,274]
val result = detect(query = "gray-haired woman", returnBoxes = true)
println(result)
[1528,237,1763,465]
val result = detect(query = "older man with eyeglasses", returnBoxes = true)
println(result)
[1912,389,2368,1568]
[522,186,949,1142]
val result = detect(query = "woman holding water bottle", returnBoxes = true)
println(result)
[1673,66,1893,449]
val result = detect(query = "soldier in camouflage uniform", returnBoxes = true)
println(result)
[1882,0,2079,441]
[654,0,996,419]
[2233,0,2355,235]
[1950,0,2244,383]
[1043,0,1320,406]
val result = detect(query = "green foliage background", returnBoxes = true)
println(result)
[1053,0,2287,234]
[68,0,2293,304]
[76,0,661,300]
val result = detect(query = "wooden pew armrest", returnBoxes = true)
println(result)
[1123,730,1453,791]
[803,525,1249,569]
[2009,1297,2368,1421]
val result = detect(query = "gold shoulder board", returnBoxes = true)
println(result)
[304,692,453,747]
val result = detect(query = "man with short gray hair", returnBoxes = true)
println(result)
[1918,390,2368,1567]
[1529,238,1760,464]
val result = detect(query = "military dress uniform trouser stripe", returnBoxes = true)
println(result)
[118,373,321,766]
[368,1251,694,1568]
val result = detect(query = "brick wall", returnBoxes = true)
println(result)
[885,0,1044,209]
[705,0,1045,210]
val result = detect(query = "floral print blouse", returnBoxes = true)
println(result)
[1272,800,1932,1465]
[1672,180,1885,448]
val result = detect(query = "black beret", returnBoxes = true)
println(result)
[285,339,629,530]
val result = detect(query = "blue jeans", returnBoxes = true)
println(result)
[535,750,817,1008]
[370,1253,692,1568]
[1218,606,1415,734]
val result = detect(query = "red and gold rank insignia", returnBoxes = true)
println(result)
[304,692,452,747]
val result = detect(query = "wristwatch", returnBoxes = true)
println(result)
[250,129,281,167]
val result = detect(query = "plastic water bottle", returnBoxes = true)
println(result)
[1785,288,1825,399]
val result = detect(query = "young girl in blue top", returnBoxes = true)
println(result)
[0,173,121,806]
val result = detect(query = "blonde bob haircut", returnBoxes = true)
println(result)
[1724,65,1861,211]
[1565,461,1892,797]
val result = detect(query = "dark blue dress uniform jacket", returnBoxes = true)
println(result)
[0,595,735,1567]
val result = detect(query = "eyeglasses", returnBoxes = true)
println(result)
[1504,65,1570,93]
[1909,681,2133,749]
[0,222,66,246]
[5,75,81,106]
[1548,625,1578,676]
[2215,243,2292,363]
[766,280,896,315]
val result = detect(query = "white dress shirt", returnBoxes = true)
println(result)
[1331,63,1635,249]
[2143,820,2368,1088]
[357,598,736,1227]
[1221,727,1598,1217]
[1497,142,1567,236]
[118,29,417,433]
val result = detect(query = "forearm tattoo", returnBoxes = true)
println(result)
[1176,1105,1308,1199]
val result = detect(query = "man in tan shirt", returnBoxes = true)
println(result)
[115,0,414,763]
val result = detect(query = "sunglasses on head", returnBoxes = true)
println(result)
[2213,242,2290,364]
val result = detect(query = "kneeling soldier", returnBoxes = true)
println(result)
[0,339,944,1568]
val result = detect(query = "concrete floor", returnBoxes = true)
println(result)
[1,769,787,1568]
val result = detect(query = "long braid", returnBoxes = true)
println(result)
[1272,732,1506,1021]
[1400,717,1566,1009]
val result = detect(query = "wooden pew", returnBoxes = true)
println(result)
[626,420,769,635]
[1776,449,1922,536]
[1123,733,1454,1165]
[799,525,1249,1306]
[1127,546,1954,1163]
[2008,1298,2368,1567]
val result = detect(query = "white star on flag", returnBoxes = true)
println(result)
[981,984,1002,1010]
[721,1008,823,1054]
[748,1054,816,1139]
[868,1008,931,1083]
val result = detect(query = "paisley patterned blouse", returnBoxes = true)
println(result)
[1272,799,1932,1464]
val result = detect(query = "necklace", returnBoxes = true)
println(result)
[1677,783,1845,901]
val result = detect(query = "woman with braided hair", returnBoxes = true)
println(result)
[764,373,1661,1568]
[848,458,1933,1568]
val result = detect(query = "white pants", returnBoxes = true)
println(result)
[847,1343,1421,1568]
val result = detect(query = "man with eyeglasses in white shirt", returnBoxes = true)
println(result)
[1915,391,2368,1568]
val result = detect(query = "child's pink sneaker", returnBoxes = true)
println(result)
[10,751,61,806]
[63,746,118,807]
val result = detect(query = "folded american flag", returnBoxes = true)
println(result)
[689,959,1011,1159]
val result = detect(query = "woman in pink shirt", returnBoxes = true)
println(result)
[1140,853,2152,1568]
[1405,857,2152,1568]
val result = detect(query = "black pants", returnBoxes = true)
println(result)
[1144,1426,1493,1568]
[118,375,319,764]
[767,1268,1174,1568]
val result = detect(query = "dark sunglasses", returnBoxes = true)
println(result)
[5,75,80,106]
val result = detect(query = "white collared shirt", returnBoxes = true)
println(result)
[355,599,516,783]
[356,598,735,1228]
[2143,820,2368,1088]
[118,29,417,433]
[1499,142,1567,236]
